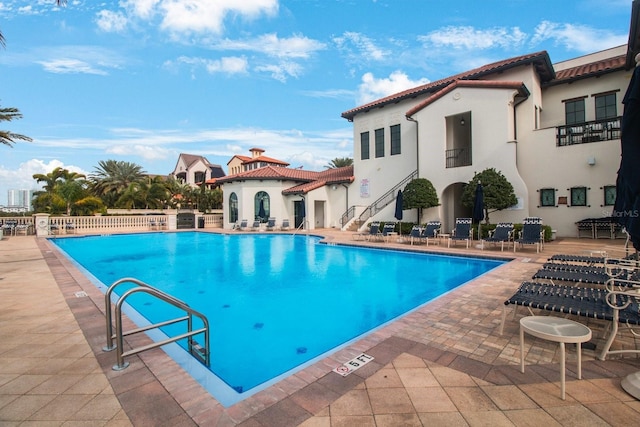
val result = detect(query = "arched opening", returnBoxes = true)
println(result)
[254,191,270,222]
[229,192,238,224]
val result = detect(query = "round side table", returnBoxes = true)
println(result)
[520,316,592,400]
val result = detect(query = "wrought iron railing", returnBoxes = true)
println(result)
[557,117,621,146]
[445,147,472,168]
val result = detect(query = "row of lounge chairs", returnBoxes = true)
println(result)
[235,218,290,231]
[501,253,640,361]
[353,217,545,252]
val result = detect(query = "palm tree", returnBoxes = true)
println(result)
[90,160,146,207]
[0,106,32,146]
[325,157,353,168]
[32,167,86,214]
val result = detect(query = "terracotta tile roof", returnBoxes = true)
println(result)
[406,80,529,117]
[217,165,354,195]
[544,54,627,87]
[341,51,553,121]
[243,155,289,166]
[226,155,252,165]
[217,165,318,183]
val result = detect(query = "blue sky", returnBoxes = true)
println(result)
[0,0,633,204]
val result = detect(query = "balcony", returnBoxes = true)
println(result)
[557,117,621,147]
[445,148,472,168]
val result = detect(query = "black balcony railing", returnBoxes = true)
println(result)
[557,117,621,146]
[445,147,472,168]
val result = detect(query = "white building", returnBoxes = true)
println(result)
[220,3,640,238]
[7,189,34,211]
[340,42,636,238]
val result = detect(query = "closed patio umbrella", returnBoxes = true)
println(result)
[258,199,266,221]
[614,58,640,252]
[472,182,484,239]
[394,190,403,235]
[616,55,640,402]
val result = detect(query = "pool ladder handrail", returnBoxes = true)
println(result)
[103,277,210,371]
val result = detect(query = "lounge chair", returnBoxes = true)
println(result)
[159,218,167,229]
[408,225,423,245]
[421,221,441,246]
[448,218,472,248]
[281,219,290,231]
[548,254,606,265]
[500,280,640,361]
[366,221,383,241]
[149,219,158,230]
[481,222,513,251]
[534,257,640,285]
[381,222,397,242]
[251,220,261,231]
[238,219,248,231]
[266,217,277,231]
[514,217,544,253]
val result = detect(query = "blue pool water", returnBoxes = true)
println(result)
[51,232,504,405]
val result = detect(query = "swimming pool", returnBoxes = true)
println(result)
[51,232,504,406]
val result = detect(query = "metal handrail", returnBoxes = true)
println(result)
[356,170,417,224]
[103,277,210,371]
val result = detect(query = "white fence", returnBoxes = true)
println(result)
[1,213,223,236]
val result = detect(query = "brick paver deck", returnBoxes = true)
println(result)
[1,230,639,426]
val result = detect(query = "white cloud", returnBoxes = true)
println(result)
[357,71,429,105]
[118,0,278,35]
[333,32,389,62]
[254,60,302,82]
[531,20,627,53]
[419,26,527,50]
[165,55,249,75]
[106,144,173,161]
[96,10,128,33]
[36,58,109,75]
[0,159,89,203]
[211,33,326,59]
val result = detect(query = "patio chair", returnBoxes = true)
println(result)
[481,222,513,251]
[281,219,290,231]
[421,221,441,246]
[251,220,261,231]
[514,217,544,253]
[238,219,248,231]
[266,217,277,231]
[499,280,640,361]
[149,219,158,230]
[366,222,383,241]
[65,221,76,234]
[381,222,397,242]
[448,218,472,248]
[408,225,424,245]
[15,223,30,236]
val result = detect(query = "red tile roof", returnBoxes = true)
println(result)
[217,165,354,195]
[341,51,553,121]
[545,55,627,87]
[243,155,289,166]
[405,80,529,117]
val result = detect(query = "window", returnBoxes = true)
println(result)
[229,192,238,224]
[360,132,370,160]
[595,93,617,120]
[375,128,384,158]
[390,124,401,155]
[570,187,587,206]
[540,188,556,207]
[604,185,616,206]
[254,191,270,222]
[565,99,585,125]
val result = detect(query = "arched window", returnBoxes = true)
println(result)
[254,191,270,222]
[229,193,238,224]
